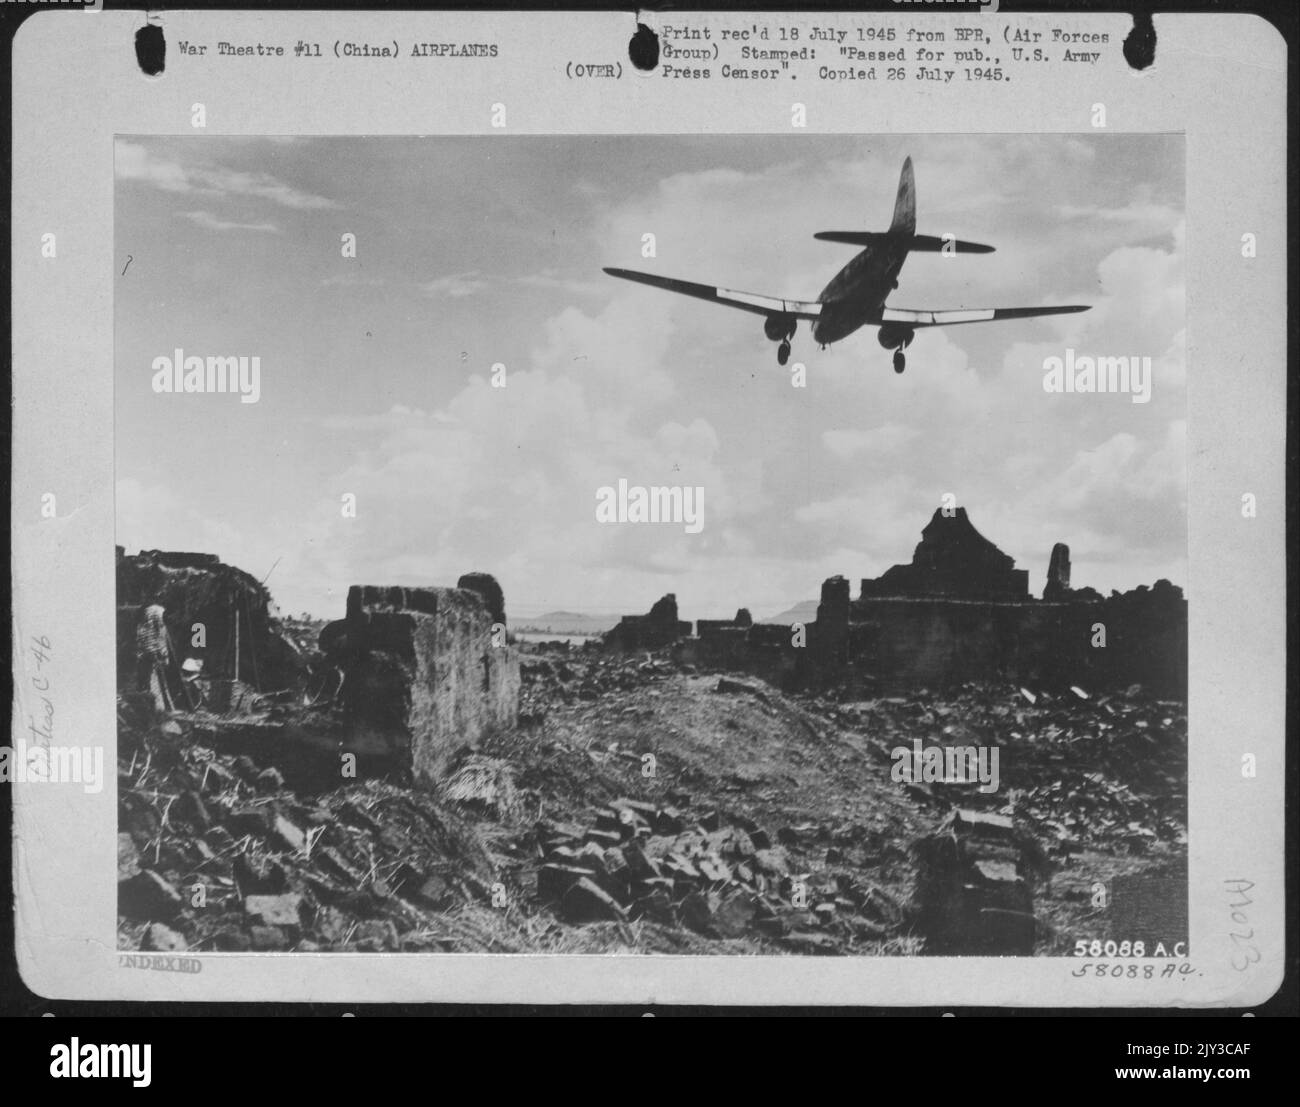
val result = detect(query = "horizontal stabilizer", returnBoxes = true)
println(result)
[814,231,995,254]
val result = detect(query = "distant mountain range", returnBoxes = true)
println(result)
[516,611,621,636]
[761,600,819,626]
[516,602,819,636]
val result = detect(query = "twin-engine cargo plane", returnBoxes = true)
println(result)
[604,157,1089,373]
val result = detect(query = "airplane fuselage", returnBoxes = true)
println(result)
[812,238,909,345]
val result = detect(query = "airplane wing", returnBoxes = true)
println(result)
[879,304,1090,327]
[603,267,822,319]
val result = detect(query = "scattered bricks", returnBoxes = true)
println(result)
[243,893,303,928]
[119,870,184,922]
[754,848,791,876]
[142,922,188,952]
[117,833,142,881]
[561,876,627,923]
[585,828,624,849]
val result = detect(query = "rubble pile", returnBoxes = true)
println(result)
[117,718,512,953]
[520,650,676,713]
[534,797,907,952]
[822,681,1186,849]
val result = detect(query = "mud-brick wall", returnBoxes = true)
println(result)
[843,596,1187,694]
[342,585,520,784]
[847,599,1098,687]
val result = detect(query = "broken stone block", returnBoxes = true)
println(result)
[206,929,248,951]
[413,874,452,909]
[676,891,712,933]
[333,584,521,784]
[173,790,210,831]
[561,876,626,923]
[248,925,289,951]
[272,815,306,854]
[538,863,589,904]
[243,892,303,928]
[225,806,270,837]
[255,767,286,792]
[712,890,758,938]
[119,870,183,921]
[117,833,141,881]
[142,922,188,952]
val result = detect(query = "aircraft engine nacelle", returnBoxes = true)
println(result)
[764,313,796,342]
[877,323,915,351]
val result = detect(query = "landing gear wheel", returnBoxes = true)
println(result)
[777,340,791,366]
[893,349,906,374]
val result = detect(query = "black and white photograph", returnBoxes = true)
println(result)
[7,7,1287,1022]
[113,133,1189,958]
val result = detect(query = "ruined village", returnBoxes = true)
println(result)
[118,507,1188,957]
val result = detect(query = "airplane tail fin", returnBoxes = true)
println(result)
[889,156,916,235]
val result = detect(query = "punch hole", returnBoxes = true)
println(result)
[136,21,165,77]
[629,22,659,71]
[1123,11,1155,71]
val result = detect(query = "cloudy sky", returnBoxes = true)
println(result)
[115,134,1185,621]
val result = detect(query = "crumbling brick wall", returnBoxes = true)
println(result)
[604,593,691,652]
[329,583,520,784]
